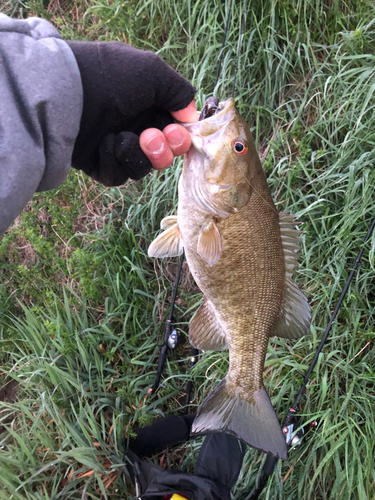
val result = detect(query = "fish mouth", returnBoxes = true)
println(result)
[199,96,220,121]
[202,97,235,122]
[181,97,235,136]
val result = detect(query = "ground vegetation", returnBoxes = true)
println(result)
[0,1,375,498]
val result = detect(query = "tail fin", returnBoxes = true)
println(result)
[192,377,287,459]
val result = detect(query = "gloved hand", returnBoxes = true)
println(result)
[66,41,197,186]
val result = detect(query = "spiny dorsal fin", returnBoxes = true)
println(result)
[148,223,183,258]
[279,211,303,278]
[160,215,178,230]
[272,211,310,339]
[197,219,222,267]
[189,299,228,351]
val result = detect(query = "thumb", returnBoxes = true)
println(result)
[171,100,198,123]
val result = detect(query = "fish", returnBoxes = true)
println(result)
[148,97,311,459]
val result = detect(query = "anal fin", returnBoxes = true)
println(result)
[189,300,227,351]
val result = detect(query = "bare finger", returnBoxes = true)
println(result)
[163,124,192,156]
[139,128,174,170]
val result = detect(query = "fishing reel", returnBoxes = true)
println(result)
[152,320,182,394]
[282,408,318,449]
[282,421,304,449]
[167,328,180,349]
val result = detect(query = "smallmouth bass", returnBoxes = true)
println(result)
[148,97,311,459]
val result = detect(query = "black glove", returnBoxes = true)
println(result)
[66,41,196,186]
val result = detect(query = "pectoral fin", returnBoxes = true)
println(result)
[148,223,183,258]
[197,219,222,266]
[272,211,310,339]
[189,299,228,351]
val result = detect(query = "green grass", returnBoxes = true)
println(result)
[1,0,375,498]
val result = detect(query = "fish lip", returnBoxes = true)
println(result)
[198,97,235,123]
[180,97,235,131]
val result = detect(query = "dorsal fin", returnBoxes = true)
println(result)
[279,211,303,277]
[197,219,222,267]
[272,212,310,339]
[189,299,228,351]
[148,223,183,258]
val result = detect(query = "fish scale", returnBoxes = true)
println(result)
[148,97,311,459]
[180,187,285,394]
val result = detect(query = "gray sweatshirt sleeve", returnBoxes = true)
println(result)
[0,14,83,236]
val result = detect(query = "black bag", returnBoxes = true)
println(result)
[126,414,246,500]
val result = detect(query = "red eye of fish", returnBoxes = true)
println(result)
[233,139,248,155]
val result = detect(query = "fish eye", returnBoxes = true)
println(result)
[233,139,248,155]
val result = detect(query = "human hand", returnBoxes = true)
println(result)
[66,40,197,186]
[139,100,197,170]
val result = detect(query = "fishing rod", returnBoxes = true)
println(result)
[150,249,199,405]
[151,251,185,395]
[248,215,375,500]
